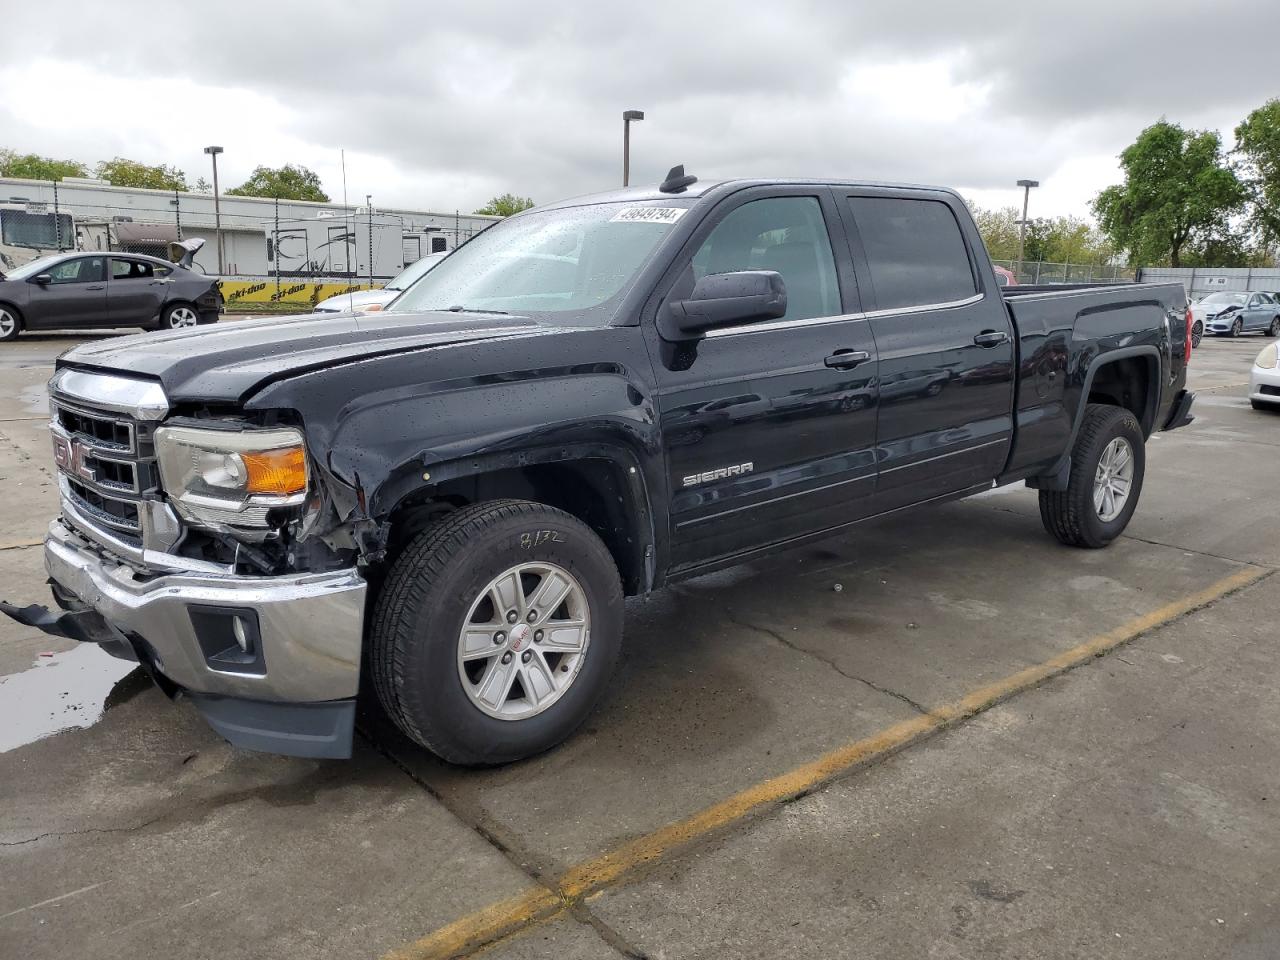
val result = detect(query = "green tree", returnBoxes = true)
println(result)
[95,157,188,190]
[1234,98,1280,252]
[969,203,1021,261]
[1092,120,1246,267]
[475,193,534,217]
[0,149,88,181]
[226,164,330,202]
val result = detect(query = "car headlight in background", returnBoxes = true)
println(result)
[155,424,309,530]
[1256,342,1279,370]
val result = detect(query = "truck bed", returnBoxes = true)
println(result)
[998,281,1189,483]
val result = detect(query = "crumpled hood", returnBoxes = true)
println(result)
[57,309,546,403]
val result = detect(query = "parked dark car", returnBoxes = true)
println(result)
[5,168,1193,765]
[0,250,222,341]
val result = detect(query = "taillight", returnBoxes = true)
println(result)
[1185,306,1193,359]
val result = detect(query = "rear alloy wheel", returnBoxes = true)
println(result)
[1191,320,1203,348]
[370,499,623,765]
[162,304,199,329]
[1231,318,1243,337]
[0,306,21,342]
[1039,403,1146,549]
[1266,317,1280,338]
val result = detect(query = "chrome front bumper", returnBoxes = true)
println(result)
[44,519,366,703]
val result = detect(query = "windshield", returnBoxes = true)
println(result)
[386,252,448,291]
[4,254,64,281]
[1200,292,1247,305]
[389,201,692,323]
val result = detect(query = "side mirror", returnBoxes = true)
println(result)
[665,271,786,337]
[32,274,52,285]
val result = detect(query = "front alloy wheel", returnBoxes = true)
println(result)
[0,307,20,342]
[1191,320,1203,348]
[458,562,591,720]
[370,499,624,765]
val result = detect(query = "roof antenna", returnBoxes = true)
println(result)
[659,164,697,194]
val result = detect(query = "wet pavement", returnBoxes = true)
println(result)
[1,331,1278,959]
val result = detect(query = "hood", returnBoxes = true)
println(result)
[314,288,398,312]
[57,310,547,403]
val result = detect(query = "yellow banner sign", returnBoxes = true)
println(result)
[218,279,383,308]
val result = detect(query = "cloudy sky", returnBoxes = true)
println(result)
[2,1,1277,220]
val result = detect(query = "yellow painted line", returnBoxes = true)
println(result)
[381,888,563,960]
[384,564,1270,960]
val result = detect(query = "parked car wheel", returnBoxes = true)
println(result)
[1039,403,1146,549]
[1191,320,1203,348]
[0,304,22,342]
[161,303,200,330]
[1266,317,1280,338]
[369,499,624,765]
[1230,318,1244,337]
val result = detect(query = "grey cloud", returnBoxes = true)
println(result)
[3,0,1277,211]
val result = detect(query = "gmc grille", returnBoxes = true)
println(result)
[52,399,160,552]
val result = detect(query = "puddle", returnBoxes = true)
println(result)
[0,645,139,752]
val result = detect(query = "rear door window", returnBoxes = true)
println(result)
[847,197,976,311]
[110,258,156,280]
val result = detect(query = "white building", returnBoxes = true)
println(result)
[0,176,500,278]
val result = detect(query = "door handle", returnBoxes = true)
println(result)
[973,330,1009,347]
[824,349,871,370]
[86,285,105,291]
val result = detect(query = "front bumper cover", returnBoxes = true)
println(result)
[10,520,367,758]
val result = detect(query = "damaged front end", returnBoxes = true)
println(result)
[2,367,366,758]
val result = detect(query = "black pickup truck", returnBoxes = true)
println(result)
[5,168,1194,764]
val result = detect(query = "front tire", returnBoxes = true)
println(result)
[0,304,22,342]
[1231,318,1243,337]
[1039,404,1146,549]
[369,499,624,765]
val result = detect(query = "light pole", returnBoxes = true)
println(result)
[1016,178,1039,278]
[204,146,225,275]
[623,110,644,186]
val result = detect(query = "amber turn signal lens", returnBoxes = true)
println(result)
[363,303,384,312]
[242,447,307,496]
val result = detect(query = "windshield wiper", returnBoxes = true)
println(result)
[446,305,509,315]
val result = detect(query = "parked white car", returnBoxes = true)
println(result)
[313,252,448,313]
[1250,340,1280,411]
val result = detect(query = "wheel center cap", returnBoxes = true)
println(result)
[509,623,532,652]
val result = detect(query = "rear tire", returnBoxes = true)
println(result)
[1039,404,1145,549]
[161,303,200,330]
[1266,317,1279,338]
[1191,321,1203,348]
[369,499,624,765]
[0,304,22,342]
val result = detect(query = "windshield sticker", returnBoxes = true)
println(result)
[611,207,686,224]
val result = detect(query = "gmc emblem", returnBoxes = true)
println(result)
[52,434,96,482]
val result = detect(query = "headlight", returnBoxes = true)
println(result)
[155,424,309,530]
[1257,342,1279,370]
